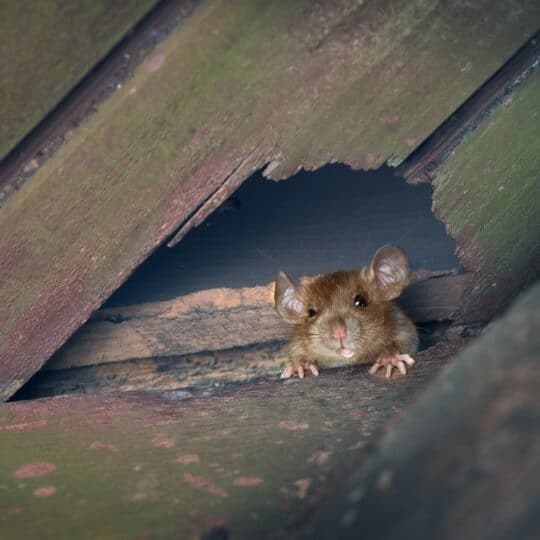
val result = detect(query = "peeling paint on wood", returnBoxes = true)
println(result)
[1,0,539,400]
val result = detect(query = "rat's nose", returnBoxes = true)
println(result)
[330,321,348,340]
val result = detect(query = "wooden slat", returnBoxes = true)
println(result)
[45,273,470,371]
[0,0,159,159]
[397,31,540,183]
[429,63,540,322]
[1,0,539,400]
[0,339,465,539]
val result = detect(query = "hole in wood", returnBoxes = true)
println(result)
[13,164,476,401]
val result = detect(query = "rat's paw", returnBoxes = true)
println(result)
[280,362,319,379]
[369,352,415,378]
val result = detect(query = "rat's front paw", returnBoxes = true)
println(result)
[369,352,415,378]
[280,361,319,379]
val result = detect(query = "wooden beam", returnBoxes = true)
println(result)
[45,272,471,371]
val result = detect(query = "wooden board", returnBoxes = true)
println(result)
[17,323,464,399]
[1,0,539,401]
[287,284,540,540]
[44,273,471,371]
[0,0,159,159]
[0,339,464,539]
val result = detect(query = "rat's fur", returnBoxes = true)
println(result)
[274,246,418,373]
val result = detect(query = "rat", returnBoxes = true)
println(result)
[274,245,418,379]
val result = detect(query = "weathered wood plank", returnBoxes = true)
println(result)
[0,0,159,159]
[287,283,540,540]
[45,273,471,371]
[1,0,539,400]
[16,329,468,399]
[0,339,464,540]
[430,65,540,321]
[397,31,540,183]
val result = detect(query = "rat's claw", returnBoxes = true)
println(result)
[370,352,415,378]
[280,362,319,380]
[281,366,294,379]
[368,361,380,375]
[398,353,415,366]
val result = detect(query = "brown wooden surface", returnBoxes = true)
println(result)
[45,273,470,371]
[1,282,537,539]
[397,30,540,183]
[287,282,540,540]
[16,323,462,399]
[2,0,538,401]
[0,0,194,203]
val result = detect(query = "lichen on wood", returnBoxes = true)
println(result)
[0,0,159,159]
[432,70,540,321]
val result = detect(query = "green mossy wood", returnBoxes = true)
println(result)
[0,0,159,159]
[432,70,540,322]
[0,0,539,400]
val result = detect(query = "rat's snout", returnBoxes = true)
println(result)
[329,319,348,340]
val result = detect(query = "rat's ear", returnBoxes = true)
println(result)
[274,271,305,324]
[367,245,411,300]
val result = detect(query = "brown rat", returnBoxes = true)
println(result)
[274,245,418,379]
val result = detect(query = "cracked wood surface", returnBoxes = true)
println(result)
[1,0,539,400]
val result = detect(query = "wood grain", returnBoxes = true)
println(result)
[0,339,464,539]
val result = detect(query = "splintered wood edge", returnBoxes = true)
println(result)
[44,272,472,372]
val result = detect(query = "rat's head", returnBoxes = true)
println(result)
[274,246,411,359]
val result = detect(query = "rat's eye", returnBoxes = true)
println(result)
[307,308,317,319]
[353,295,367,308]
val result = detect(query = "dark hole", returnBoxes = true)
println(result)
[106,164,458,307]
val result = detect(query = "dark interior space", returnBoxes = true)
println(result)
[107,164,459,307]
